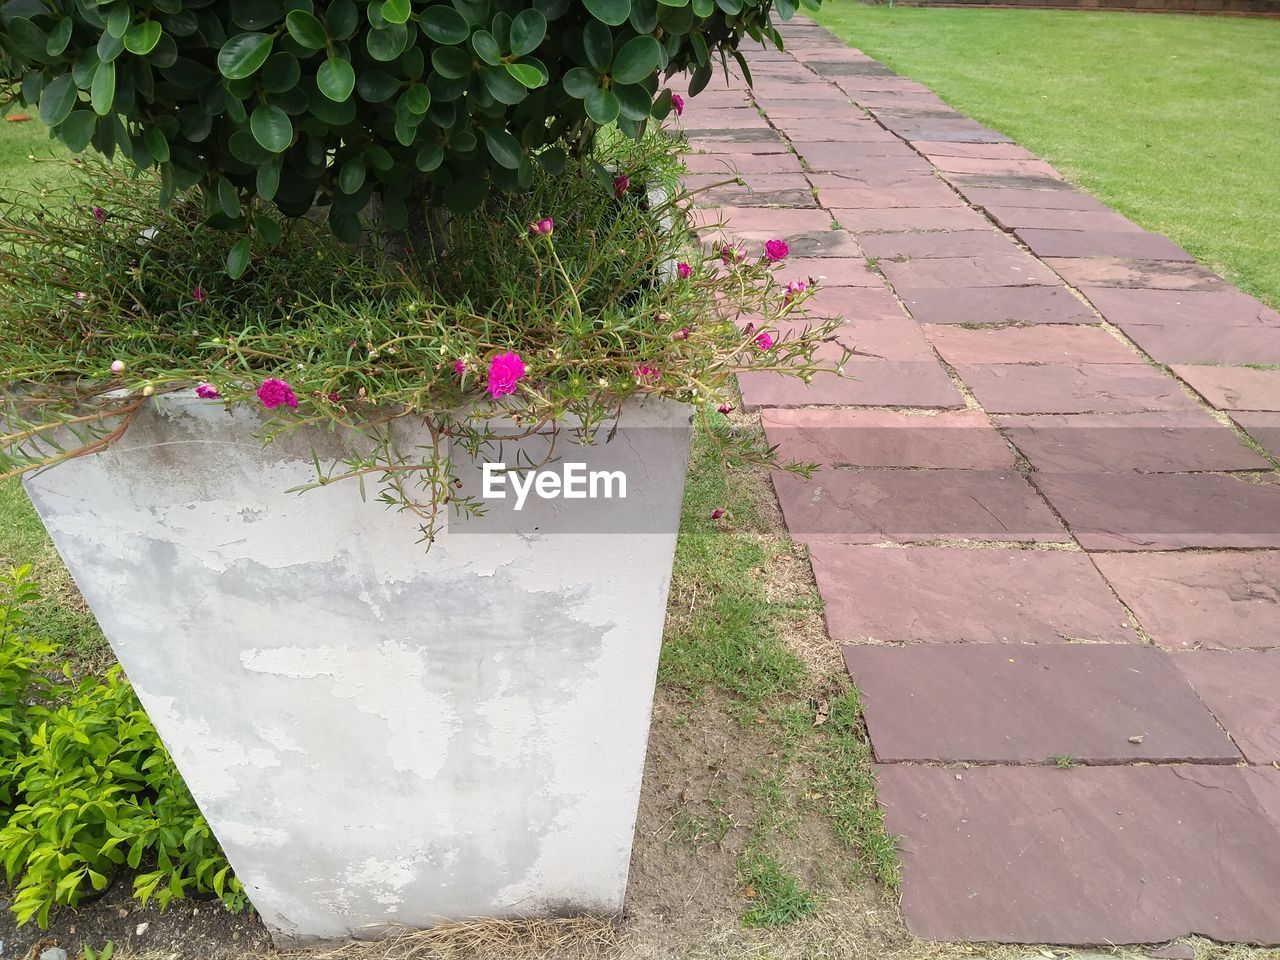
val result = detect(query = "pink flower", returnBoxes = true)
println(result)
[634,365,661,385]
[717,403,733,415]
[92,206,106,223]
[192,286,207,304]
[110,360,125,374]
[453,359,467,377]
[672,327,690,341]
[672,93,685,117]
[195,383,220,399]
[74,291,89,304]
[528,217,554,236]
[764,239,789,262]
[784,279,808,303]
[327,391,340,403]
[257,378,298,409]
[755,332,774,351]
[487,351,526,398]
[613,174,630,197]
[710,507,726,520]
[676,261,691,280]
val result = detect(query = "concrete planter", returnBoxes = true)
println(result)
[24,393,693,945]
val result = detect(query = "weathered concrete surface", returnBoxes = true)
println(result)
[25,394,693,945]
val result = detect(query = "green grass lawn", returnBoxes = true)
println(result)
[0,115,73,191]
[810,4,1280,308]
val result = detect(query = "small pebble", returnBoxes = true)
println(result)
[40,948,68,960]
[135,922,149,936]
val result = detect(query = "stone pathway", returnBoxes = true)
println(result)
[674,19,1280,946]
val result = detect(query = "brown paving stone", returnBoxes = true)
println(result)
[791,145,935,176]
[693,186,819,209]
[1233,412,1280,458]
[945,172,1075,191]
[683,126,782,142]
[738,359,963,410]
[876,764,1280,944]
[926,325,1138,365]
[786,258,884,287]
[983,206,1144,234]
[771,469,1067,544]
[760,408,1012,468]
[695,205,834,235]
[1017,228,1194,261]
[901,286,1096,325]
[857,229,1020,260]
[801,166,936,189]
[733,230,864,259]
[1082,287,1280,330]
[930,156,1064,179]
[811,181,962,209]
[689,139,791,155]
[912,141,1039,160]
[1035,473,1280,550]
[960,186,1112,212]
[1172,365,1280,412]
[846,643,1237,764]
[760,100,860,118]
[833,207,992,233]
[1047,257,1230,291]
[683,152,805,175]
[770,120,897,143]
[1174,651,1280,763]
[1120,322,1280,366]
[801,312,937,363]
[881,255,1060,289]
[672,108,769,130]
[812,544,1130,643]
[997,412,1270,473]
[957,363,1198,414]
[1092,551,1280,650]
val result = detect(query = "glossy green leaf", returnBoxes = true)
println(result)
[366,23,408,61]
[562,66,598,99]
[471,30,501,65]
[46,18,74,57]
[250,103,292,152]
[584,87,619,124]
[509,9,546,56]
[611,35,660,84]
[402,83,431,114]
[484,128,521,169]
[415,143,443,172]
[226,236,252,279]
[6,18,50,63]
[284,10,327,48]
[257,158,281,200]
[381,0,410,23]
[123,22,162,55]
[39,75,78,127]
[419,6,469,44]
[57,111,97,152]
[582,20,612,72]
[338,157,366,193]
[445,175,487,214]
[316,56,356,101]
[431,46,471,78]
[143,126,170,162]
[505,62,544,89]
[91,60,116,115]
[217,33,272,79]
[583,0,630,26]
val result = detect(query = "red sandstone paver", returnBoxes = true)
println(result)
[760,408,1012,468]
[1233,412,1280,458]
[997,411,1270,473]
[929,156,1063,179]
[1034,473,1280,550]
[957,363,1199,414]
[1174,652,1280,764]
[1172,365,1280,412]
[771,469,1067,544]
[696,205,834,235]
[788,259,885,287]
[1017,228,1194,261]
[925,325,1137,365]
[772,121,898,142]
[738,360,963,410]
[688,139,790,155]
[812,315,937,362]
[876,764,1280,944]
[900,286,1095,325]
[857,230,1020,260]
[760,100,860,118]
[1091,552,1280,650]
[881,255,1060,289]
[833,207,992,233]
[1046,257,1230,291]
[846,644,1238,764]
[911,141,1038,160]
[726,230,863,259]
[960,186,1111,212]
[683,152,805,175]
[1120,322,1280,366]
[810,180,961,209]
[984,206,1146,234]
[812,544,1130,643]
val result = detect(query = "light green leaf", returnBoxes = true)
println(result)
[316,56,356,101]
[91,60,116,115]
[285,10,327,49]
[217,33,273,80]
[123,21,163,55]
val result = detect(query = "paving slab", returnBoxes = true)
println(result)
[957,363,1199,414]
[737,360,963,410]
[997,411,1270,473]
[911,141,1039,160]
[876,764,1280,944]
[1017,229,1194,261]
[1174,651,1280,764]
[930,156,1064,179]
[1079,280,1280,327]
[983,206,1146,233]
[771,120,900,142]
[1119,322,1280,365]
[944,172,1075,191]
[1091,552,1280,650]
[1034,473,1280,550]
[834,206,993,233]
[729,230,864,259]
[857,229,1021,260]
[925,325,1139,365]
[683,152,805,175]
[845,643,1238,764]
[1233,411,1280,458]
[900,286,1096,325]
[960,186,1112,212]
[787,258,885,287]
[695,205,834,235]
[811,180,963,209]
[772,469,1067,544]
[881,255,1060,289]
[760,408,1013,468]
[811,544,1131,643]
[1046,258,1230,291]
[1172,365,1280,412]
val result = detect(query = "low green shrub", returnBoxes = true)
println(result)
[0,566,244,928]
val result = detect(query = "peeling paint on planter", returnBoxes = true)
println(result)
[24,394,693,945]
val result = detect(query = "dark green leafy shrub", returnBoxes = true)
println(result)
[0,569,244,928]
[0,0,818,254]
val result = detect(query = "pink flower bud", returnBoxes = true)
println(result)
[672,327,690,341]
[453,359,467,377]
[192,286,207,304]
[110,360,125,374]
[676,261,692,280]
[195,383,220,399]
[717,403,733,415]
[672,93,685,117]
[710,507,726,520]
[529,217,554,236]
[613,174,630,198]
[755,332,775,351]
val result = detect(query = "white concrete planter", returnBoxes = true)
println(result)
[23,393,693,945]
